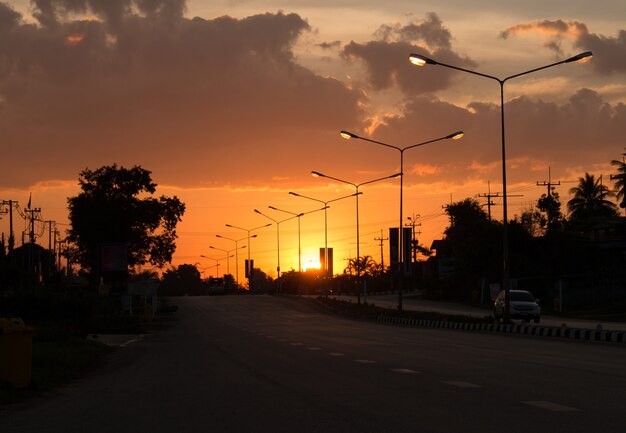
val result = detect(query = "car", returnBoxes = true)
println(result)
[493,289,541,323]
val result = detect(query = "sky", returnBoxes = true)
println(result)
[1,0,625,281]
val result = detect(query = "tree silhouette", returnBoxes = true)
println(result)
[536,192,564,233]
[67,164,185,278]
[611,150,626,211]
[567,173,618,220]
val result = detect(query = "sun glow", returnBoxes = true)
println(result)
[302,256,321,272]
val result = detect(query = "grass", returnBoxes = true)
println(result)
[0,326,113,407]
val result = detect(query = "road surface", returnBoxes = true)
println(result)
[1,296,624,433]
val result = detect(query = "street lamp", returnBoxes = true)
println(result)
[408,50,592,321]
[267,205,328,272]
[311,170,401,301]
[215,234,249,286]
[254,209,299,278]
[339,130,463,310]
[200,254,234,278]
[225,223,271,283]
[288,191,362,277]
[207,245,246,276]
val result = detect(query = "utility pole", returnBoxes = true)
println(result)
[24,207,41,244]
[405,214,422,263]
[477,181,500,221]
[536,166,560,197]
[0,200,16,252]
[374,229,388,269]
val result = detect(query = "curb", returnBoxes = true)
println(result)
[376,315,626,344]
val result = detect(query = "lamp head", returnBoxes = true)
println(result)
[268,206,278,211]
[289,192,299,197]
[251,234,258,238]
[566,51,593,63]
[311,171,324,178]
[225,224,233,228]
[254,209,261,214]
[216,234,223,238]
[408,53,437,66]
[447,131,464,140]
[340,130,359,140]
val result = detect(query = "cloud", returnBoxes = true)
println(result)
[500,19,626,75]
[345,89,626,188]
[341,13,475,95]
[0,1,365,188]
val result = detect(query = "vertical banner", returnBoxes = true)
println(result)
[319,248,333,276]
[403,227,412,274]
[245,259,254,278]
[389,228,399,270]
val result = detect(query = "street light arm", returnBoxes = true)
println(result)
[311,171,358,188]
[327,191,362,204]
[409,53,501,82]
[503,52,592,82]
[404,131,464,152]
[357,172,402,187]
[340,130,402,152]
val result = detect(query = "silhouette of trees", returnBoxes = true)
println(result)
[160,264,204,296]
[344,255,379,277]
[611,150,626,211]
[567,173,618,220]
[67,164,185,280]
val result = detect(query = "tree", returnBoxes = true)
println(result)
[567,173,618,220]
[536,192,564,233]
[344,255,378,277]
[611,149,626,211]
[67,164,185,278]
[160,264,204,296]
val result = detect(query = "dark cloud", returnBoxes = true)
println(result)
[350,89,626,187]
[0,2,364,188]
[0,2,21,28]
[341,13,475,96]
[500,19,626,75]
[317,40,341,50]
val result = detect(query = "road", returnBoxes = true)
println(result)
[331,293,626,331]
[1,296,625,432]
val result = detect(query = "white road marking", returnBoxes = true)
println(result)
[355,359,377,364]
[307,347,321,351]
[277,338,289,342]
[522,401,580,412]
[328,352,345,357]
[290,342,304,346]
[391,368,417,374]
[444,381,482,388]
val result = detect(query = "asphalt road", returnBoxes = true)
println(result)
[1,296,625,433]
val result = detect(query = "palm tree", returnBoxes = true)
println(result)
[567,173,618,220]
[611,150,626,212]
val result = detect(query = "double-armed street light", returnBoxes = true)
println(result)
[267,205,329,272]
[225,223,271,282]
[288,191,362,277]
[215,234,250,286]
[200,254,234,278]
[254,209,299,278]
[339,130,464,311]
[311,170,401,299]
[207,244,246,276]
[408,50,592,321]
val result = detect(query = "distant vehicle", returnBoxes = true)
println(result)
[493,289,541,323]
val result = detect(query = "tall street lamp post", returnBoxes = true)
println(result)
[267,205,329,272]
[311,170,401,301]
[225,223,271,283]
[408,50,592,321]
[339,130,464,311]
[215,234,248,286]
[288,191,361,278]
[254,209,299,278]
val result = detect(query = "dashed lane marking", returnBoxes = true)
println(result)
[290,342,304,346]
[307,347,321,351]
[328,352,345,357]
[391,368,418,374]
[444,381,482,388]
[522,401,580,412]
[355,359,377,364]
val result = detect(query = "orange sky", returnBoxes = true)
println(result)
[1,0,625,281]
